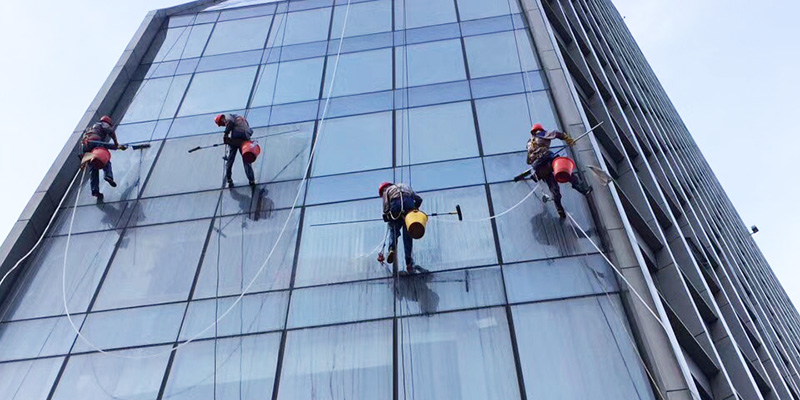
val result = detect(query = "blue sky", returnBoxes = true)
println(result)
[0,1,797,303]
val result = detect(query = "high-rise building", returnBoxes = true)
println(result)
[0,0,796,399]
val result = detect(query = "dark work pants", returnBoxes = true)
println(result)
[534,152,590,212]
[385,196,416,265]
[84,143,114,195]
[225,144,255,183]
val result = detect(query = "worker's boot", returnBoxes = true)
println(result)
[555,203,566,219]
[104,176,117,187]
[386,247,395,264]
[249,180,256,188]
[92,191,104,202]
[406,260,415,274]
[227,178,235,188]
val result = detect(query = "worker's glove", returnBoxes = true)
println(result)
[223,136,232,145]
[564,137,575,146]
[118,145,128,151]
[382,213,389,222]
[530,174,539,182]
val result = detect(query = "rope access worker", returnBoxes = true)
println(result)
[215,113,255,188]
[377,182,423,274]
[81,115,126,201]
[527,123,592,218]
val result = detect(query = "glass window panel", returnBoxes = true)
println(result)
[483,151,527,184]
[397,308,520,400]
[176,57,200,74]
[204,16,272,56]
[51,202,130,236]
[327,31,393,55]
[289,0,331,11]
[219,3,277,21]
[264,40,327,63]
[396,101,479,165]
[194,209,300,298]
[248,99,319,127]
[403,22,461,45]
[73,303,184,352]
[0,315,84,361]
[306,168,393,205]
[324,48,393,97]
[119,75,191,123]
[93,220,210,310]
[180,292,289,340]
[512,296,655,400]
[250,57,325,107]
[115,119,170,144]
[128,191,220,227]
[169,110,244,139]
[504,254,618,304]
[163,334,281,400]
[402,186,497,271]
[146,24,213,62]
[278,320,392,400]
[248,122,314,182]
[464,30,538,79]
[3,231,119,321]
[137,60,179,80]
[396,266,504,316]
[395,158,485,192]
[218,179,303,213]
[144,134,226,196]
[476,93,536,155]
[331,0,391,38]
[312,112,392,176]
[470,72,546,99]
[296,198,389,286]
[70,142,159,206]
[196,12,221,24]
[455,0,518,21]
[398,80,471,109]
[460,15,514,37]
[0,357,64,400]
[323,90,394,119]
[268,8,332,47]
[396,39,466,88]
[288,279,393,328]
[178,66,258,116]
[51,346,172,400]
[490,181,598,262]
[196,49,263,73]
[395,0,457,29]
[168,14,195,28]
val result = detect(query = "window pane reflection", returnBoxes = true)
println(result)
[204,16,272,56]
[395,0,457,30]
[312,112,392,176]
[3,231,119,321]
[120,76,191,123]
[398,308,520,400]
[396,266,504,316]
[476,92,557,155]
[0,357,64,400]
[456,0,517,21]
[180,291,289,340]
[396,101,479,165]
[396,39,466,88]
[250,57,324,107]
[512,296,655,400]
[503,254,617,304]
[278,320,392,400]
[324,48,393,97]
[51,347,171,400]
[331,0,391,38]
[178,66,258,116]
[163,333,280,400]
[73,303,184,352]
[194,209,300,298]
[288,278,393,328]
[464,31,538,79]
[93,220,210,310]
[268,8,332,47]
[0,315,84,361]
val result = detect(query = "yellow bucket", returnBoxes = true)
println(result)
[405,210,428,239]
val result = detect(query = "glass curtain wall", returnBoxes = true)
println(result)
[0,0,656,399]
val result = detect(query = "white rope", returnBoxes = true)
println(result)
[433,181,542,224]
[59,0,356,359]
[564,211,672,334]
[0,169,82,290]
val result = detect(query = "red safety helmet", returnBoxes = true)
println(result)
[530,123,545,134]
[214,114,226,127]
[99,115,113,125]
[378,182,392,197]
